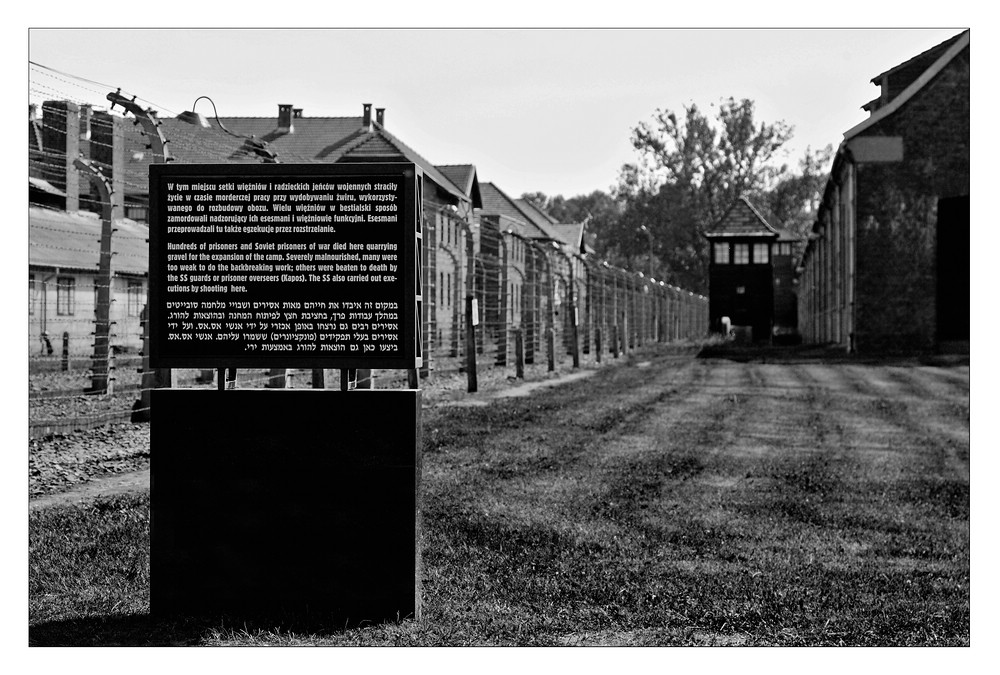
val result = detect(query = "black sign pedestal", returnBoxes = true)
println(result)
[149,388,422,627]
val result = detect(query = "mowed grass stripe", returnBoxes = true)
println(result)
[29,346,969,646]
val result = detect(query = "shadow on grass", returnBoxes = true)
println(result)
[697,342,969,366]
[30,613,208,647]
[29,609,399,646]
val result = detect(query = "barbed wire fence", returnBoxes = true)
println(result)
[28,62,709,437]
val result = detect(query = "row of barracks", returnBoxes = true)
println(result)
[30,30,967,361]
[29,96,707,370]
[704,30,969,354]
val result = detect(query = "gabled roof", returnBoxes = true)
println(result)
[478,183,533,236]
[550,223,587,254]
[122,117,279,199]
[478,182,566,242]
[29,206,149,275]
[515,198,588,252]
[704,196,780,239]
[846,30,969,141]
[121,107,469,205]
[436,164,483,209]
[214,113,468,205]
[214,116,362,160]
[515,198,560,226]
[866,30,968,109]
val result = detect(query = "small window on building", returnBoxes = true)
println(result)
[713,242,729,264]
[56,276,75,315]
[446,273,452,307]
[753,243,770,264]
[126,205,148,222]
[736,286,746,295]
[733,244,749,265]
[127,279,144,317]
[29,273,35,315]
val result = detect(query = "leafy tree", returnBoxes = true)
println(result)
[606,98,795,292]
[521,100,829,291]
[520,190,624,253]
[758,145,833,240]
[520,191,554,212]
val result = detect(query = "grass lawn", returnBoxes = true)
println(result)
[28,347,970,646]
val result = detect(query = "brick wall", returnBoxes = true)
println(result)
[853,45,970,352]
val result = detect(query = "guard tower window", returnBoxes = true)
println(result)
[733,244,749,265]
[713,242,729,264]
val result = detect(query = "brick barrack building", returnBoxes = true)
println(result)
[797,30,970,353]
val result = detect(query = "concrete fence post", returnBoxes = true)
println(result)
[465,295,478,393]
[515,328,524,379]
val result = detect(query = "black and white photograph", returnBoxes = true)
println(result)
[18,7,986,667]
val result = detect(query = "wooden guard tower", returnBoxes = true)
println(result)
[704,196,781,343]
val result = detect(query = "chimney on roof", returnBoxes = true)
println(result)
[376,107,385,127]
[277,103,295,134]
[293,108,303,119]
[363,103,372,131]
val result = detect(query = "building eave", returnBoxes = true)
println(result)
[704,232,780,239]
[843,31,969,141]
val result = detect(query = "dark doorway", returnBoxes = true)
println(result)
[936,195,970,343]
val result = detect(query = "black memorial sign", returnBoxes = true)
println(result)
[149,163,421,368]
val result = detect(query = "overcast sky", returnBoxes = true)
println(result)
[27,26,966,199]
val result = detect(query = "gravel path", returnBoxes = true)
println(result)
[28,422,150,500]
[28,467,151,511]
